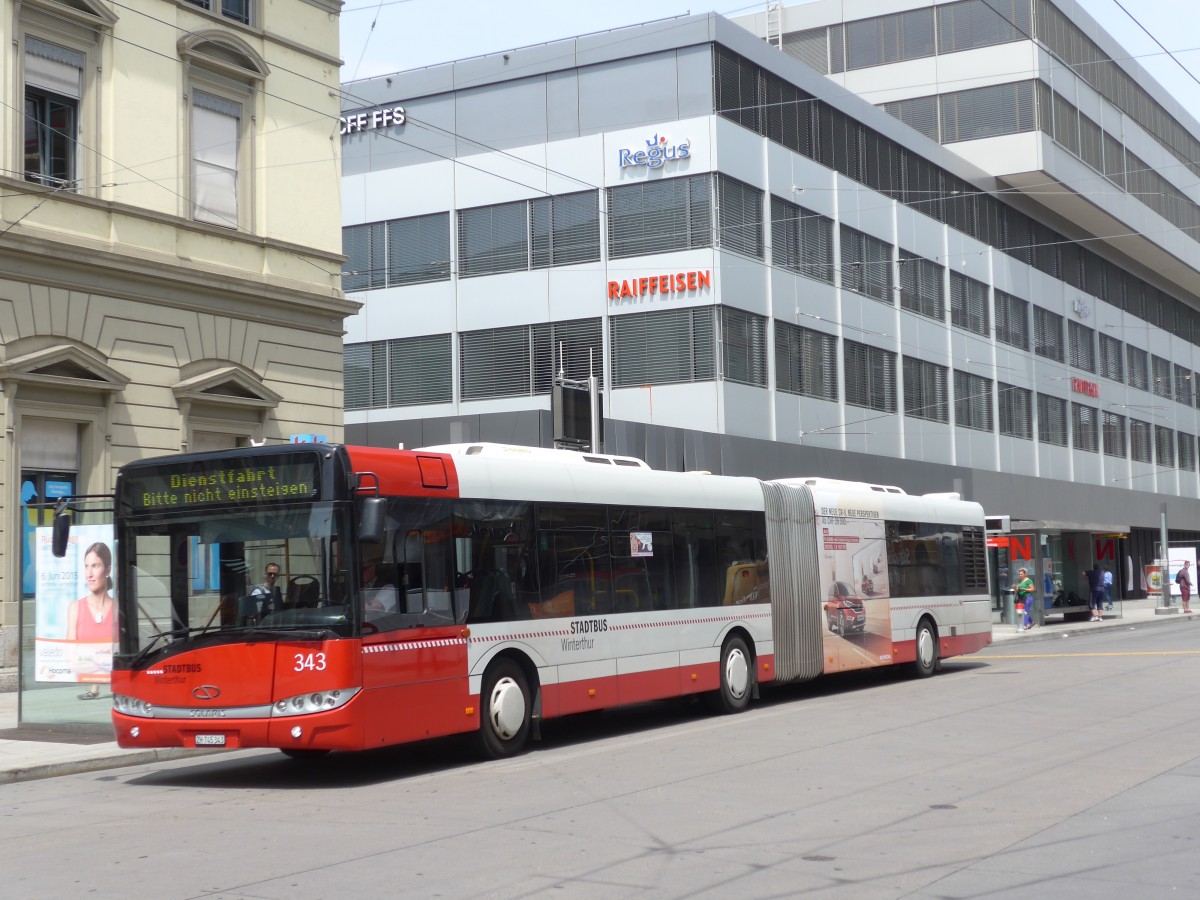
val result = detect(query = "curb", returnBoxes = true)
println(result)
[0,747,219,786]
[990,610,1198,646]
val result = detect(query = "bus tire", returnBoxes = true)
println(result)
[913,618,939,678]
[704,636,752,714]
[476,658,531,759]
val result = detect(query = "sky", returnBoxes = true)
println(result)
[338,0,1200,125]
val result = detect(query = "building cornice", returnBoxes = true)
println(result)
[0,233,360,336]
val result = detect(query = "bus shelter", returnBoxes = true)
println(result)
[16,499,115,731]
[988,524,1127,627]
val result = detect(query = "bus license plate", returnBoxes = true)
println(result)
[195,734,226,746]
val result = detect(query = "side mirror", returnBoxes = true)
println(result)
[51,509,71,558]
[358,497,386,545]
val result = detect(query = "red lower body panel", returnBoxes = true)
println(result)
[890,631,991,666]
[113,702,364,752]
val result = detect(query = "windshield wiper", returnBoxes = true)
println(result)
[128,626,217,669]
[237,627,339,642]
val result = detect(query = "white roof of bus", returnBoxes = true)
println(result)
[797,481,984,526]
[417,444,982,522]
[420,443,764,511]
[420,442,649,468]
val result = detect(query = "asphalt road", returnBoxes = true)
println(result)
[3,627,1200,899]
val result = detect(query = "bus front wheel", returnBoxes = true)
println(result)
[704,636,752,714]
[913,618,939,678]
[477,658,531,759]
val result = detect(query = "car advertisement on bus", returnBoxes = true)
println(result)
[33,523,117,686]
[816,506,893,673]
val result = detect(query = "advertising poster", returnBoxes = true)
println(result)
[1167,546,1197,598]
[1144,563,1163,597]
[816,503,892,673]
[34,523,116,684]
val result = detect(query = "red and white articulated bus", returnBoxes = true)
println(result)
[66,441,990,759]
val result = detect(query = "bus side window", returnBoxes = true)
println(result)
[457,501,534,624]
[536,505,612,619]
[671,510,716,608]
[608,507,673,613]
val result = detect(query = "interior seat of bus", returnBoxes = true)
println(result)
[288,575,320,607]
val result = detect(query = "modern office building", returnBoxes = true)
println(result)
[339,1,1200,613]
[1,0,352,701]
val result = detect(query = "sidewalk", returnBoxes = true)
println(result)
[989,595,1197,644]
[0,690,208,785]
[1,600,1194,784]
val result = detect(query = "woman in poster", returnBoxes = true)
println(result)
[66,541,116,699]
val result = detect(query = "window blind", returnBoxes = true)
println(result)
[950,271,988,335]
[460,326,533,399]
[954,370,992,431]
[716,175,764,259]
[1068,321,1096,373]
[775,321,837,400]
[998,383,1032,439]
[1071,402,1098,452]
[994,290,1029,349]
[1037,394,1067,446]
[844,340,896,411]
[608,175,713,259]
[389,334,452,406]
[720,307,767,386]
[1102,411,1127,458]
[611,308,716,387]
[904,357,949,422]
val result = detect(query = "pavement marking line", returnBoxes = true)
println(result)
[984,650,1200,659]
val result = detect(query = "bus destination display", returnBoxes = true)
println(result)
[126,456,320,510]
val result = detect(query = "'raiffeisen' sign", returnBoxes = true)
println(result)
[340,106,406,135]
[618,133,690,170]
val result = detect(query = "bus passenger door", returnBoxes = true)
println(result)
[359,499,472,747]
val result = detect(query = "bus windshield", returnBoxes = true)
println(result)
[118,501,353,662]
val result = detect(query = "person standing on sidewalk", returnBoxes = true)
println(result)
[1103,566,1114,611]
[1085,564,1105,622]
[1177,561,1193,614]
[1016,567,1035,631]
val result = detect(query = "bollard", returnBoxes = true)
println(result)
[1014,600,1025,632]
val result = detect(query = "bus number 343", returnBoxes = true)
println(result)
[294,653,327,672]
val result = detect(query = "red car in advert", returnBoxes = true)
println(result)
[825,581,867,635]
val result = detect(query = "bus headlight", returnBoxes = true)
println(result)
[113,695,154,718]
[271,687,359,717]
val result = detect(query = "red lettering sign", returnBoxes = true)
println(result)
[1095,538,1115,560]
[607,269,712,301]
[1010,536,1033,560]
[1072,377,1099,397]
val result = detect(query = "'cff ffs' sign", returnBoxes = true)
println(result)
[340,106,406,135]
[618,133,691,169]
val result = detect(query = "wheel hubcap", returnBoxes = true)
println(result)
[918,629,934,667]
[488,676,525,740]
[725,649,749,699]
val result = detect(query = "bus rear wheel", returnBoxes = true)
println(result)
[704,636,752,714]
[476,658,531,759]
[913,618,939,678]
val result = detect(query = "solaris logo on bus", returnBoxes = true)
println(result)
[618,133,691,170]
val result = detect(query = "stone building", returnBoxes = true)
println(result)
[0,0,353,695]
